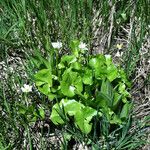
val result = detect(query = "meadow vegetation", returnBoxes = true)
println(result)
[0,0,149,149]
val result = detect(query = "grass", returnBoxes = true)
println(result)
[0,0,149,149]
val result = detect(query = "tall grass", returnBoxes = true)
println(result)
[0,0,93,59]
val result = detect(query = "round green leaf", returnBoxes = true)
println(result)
[60,69,83,97]
[50,103,65,125]
[34,69,52,87]
[82,68,93,85]
[75,106,97,134]
[58,55,77,69]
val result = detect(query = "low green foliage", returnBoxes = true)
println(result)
[34,40,132,134]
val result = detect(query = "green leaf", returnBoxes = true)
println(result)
[118,82,126,93]
[75,106,97,134]
[121,13,127,21]
[38,83,50,95]
[105,54,118,81]
[38,108,45,119]
[119,68,131,87]
[82,68,93,85]
[61,82,75,97]
[34,69,52,87]
[60,69,83,97]
[89,55,106,68]
[120,102,132,120]
[101,107,114,122]
[107,64,118,82]
[50,107,65,125]
[29,116,37,123]
[27,105,35,113]
[75,111,92,134]
[89,58,98,68]
[63,132,72,141]
[118,82,131,102]
[63,99,83,116]
[122,97,128,103]
[110,114,122,124]
[105,54,112,65]
[50,99,83,125]
[50,101,66,125]
[100,79,114,107]
[95,91,111,108]
[89,55,107,79]
[18,105,27,115]
[82,107,98,122]
[112,92,122,110]
[70,40,80,57]
[71,62,82,70]
[48,93,56,100]
[58,55,77,69]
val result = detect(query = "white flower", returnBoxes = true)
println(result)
[115,51,121,57]
[115,51,123,57]
[21,84,32,93]
[52,42,62,49]
[79,42,88,50]
[116,43,123,50]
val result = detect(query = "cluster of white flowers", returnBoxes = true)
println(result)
[52,42,62,49]
[51,41,88,51]
[21,84,32,93]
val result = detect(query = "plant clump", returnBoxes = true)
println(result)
[34,40,132,135]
